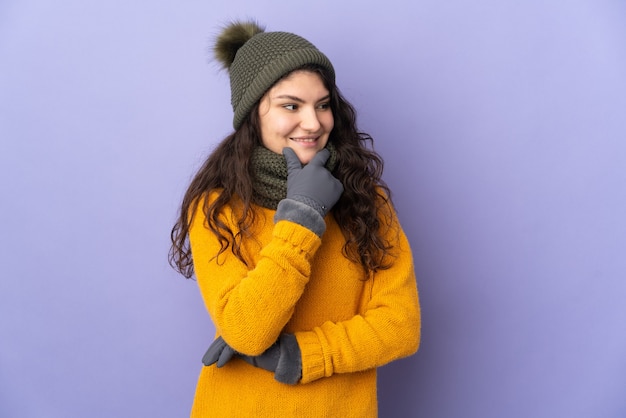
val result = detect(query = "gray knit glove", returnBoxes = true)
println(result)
[202,334,302,385]
[274,148,343,236]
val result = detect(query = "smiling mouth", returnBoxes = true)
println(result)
[290,136,318,143]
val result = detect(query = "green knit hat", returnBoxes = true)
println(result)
[214,21,336,129]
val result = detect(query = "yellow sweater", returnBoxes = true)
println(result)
[189,192,420,417]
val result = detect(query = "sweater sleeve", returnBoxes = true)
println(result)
[295,213,421,384]
[189,194,322,356]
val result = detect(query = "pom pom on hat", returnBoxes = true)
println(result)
[213,19,335,129]
[214,20,265,70]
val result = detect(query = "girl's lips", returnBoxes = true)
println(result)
[290,136,320,147]
[289,136,318,143]
[290,137,320,149]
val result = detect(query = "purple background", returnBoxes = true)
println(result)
[2,1,625,417]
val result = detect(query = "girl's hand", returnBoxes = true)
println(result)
[283,147,343,217]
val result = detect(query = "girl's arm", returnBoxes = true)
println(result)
[189,194,321,356]
[295,217,421,384]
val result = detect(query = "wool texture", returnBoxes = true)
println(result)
[250,143,338,210]
[188,191,421,417]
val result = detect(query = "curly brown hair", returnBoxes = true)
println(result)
[169,65,396,279]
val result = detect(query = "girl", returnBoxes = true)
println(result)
[170,20,420,417]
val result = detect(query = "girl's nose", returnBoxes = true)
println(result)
[300,107,321,132]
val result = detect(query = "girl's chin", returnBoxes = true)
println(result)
[291,149,319,165]
[288,143,328,163]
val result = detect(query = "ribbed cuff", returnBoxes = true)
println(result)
[294,332,326,384]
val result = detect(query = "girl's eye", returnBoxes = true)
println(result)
[318,102,330,110]
[283,104,297,111]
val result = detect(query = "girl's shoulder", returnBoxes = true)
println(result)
[198,189,242,208]
[194,189,253,224]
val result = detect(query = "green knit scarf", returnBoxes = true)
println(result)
[251,143,338,210]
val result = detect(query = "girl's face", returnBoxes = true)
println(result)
[258,70,334,165]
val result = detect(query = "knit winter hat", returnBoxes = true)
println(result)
[214,21,335,129]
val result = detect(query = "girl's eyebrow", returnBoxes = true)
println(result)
[273,94,330,103]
